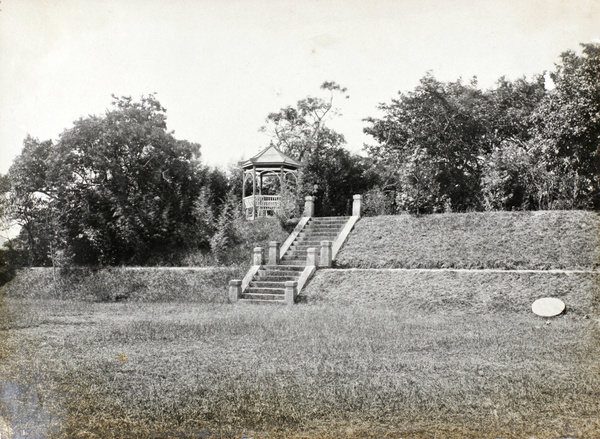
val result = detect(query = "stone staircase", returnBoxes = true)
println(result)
[241,265,304,302]
[229,194,363,305]
[239,217,349,303]
[280,216,349,265]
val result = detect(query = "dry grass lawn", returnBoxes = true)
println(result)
[2,210,599,438]
[1,295,599,439]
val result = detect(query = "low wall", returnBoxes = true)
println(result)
[0,266,245,303]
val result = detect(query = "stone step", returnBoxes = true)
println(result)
[240,295,286,302]
[293,240,336,246]
[297,232,339,239]
[259,268,303,276]
[296,232,340,239]
[280,256,308,262]
[281,255,306,262]
[302,231,341,236]
[302,225,343,231]
[310,217,346,222]
[291,240,327,247]
[287,247,310,253]
[311,217,349,222]
[277,260,306,266]
[257,274,301,281]
[288,247,329,254]
[307,224,344,229]
[263,265,304,272]
[246,287,286,295]
[249,281,288,288]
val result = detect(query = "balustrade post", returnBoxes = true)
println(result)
[229,280,242,302]
[306,247,319,267]
[320,241,332,267]
[253,247,265,266]
[284,281,298,305]
[268,241,280,265]
[352,194,363,217]
[304,196,315,217]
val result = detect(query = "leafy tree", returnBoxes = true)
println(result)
[364,70,552,214]
[5,137,54,264]
[481,139,562,210]
[364,74,490,213]
[0,173,18,284]
[0,174,13,242]
[484,75,546,144]
[529,43,600,208]
[302,148,376,216]
[8,95,208,265]
[261,82,375,215]
[261,81,348,162]
[192,187,216,249]
[209,193,239,264]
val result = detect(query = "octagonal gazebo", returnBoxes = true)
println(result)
[240,145,302,220]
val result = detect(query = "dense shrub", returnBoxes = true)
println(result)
[0,248,16,286]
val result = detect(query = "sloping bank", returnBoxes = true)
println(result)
[335,211,599,270]
[302,211,600,312]
[303,268,600,314]
[0,266,245,302]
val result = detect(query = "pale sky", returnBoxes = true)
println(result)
[1,0,599,175]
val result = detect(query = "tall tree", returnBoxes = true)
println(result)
[529,43,600,208]
[9,95,207,265]
[484,75,546,144]
[260,81,348,162]
[364,74,490,213]
[261,82,373,215]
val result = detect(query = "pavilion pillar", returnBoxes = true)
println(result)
[241,171,246,217]
[252,166,257,219]
[280,166,285,214]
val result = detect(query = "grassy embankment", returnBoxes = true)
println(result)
[1,266,245,303]
[335,210,600,269]
[1,210,599,438]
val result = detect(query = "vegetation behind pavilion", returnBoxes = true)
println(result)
[1,43,598,271]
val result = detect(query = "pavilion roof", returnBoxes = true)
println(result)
[240,145,303,170]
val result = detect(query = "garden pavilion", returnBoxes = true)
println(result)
[240,145,302,220]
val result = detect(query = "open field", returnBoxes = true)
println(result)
[1,293,599,439]
[336,211,600,269]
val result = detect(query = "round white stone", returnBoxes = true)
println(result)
[531,298,566,317]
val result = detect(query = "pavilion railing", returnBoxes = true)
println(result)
[243,195,282,219]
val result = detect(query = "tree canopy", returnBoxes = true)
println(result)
[261,81,349,163]
[260,82,374,216]
[364,74,495,212]
[363,43,600,213]
[8,95,210,265]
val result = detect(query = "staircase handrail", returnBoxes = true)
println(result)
[279,216,311,258]
[332,215,360,260]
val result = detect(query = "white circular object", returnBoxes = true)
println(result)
[532,298,566,317]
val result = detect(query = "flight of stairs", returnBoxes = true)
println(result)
[280,216,349,265]
[240,217,349,303]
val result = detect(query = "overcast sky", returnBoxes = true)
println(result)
[1,0,599,174]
